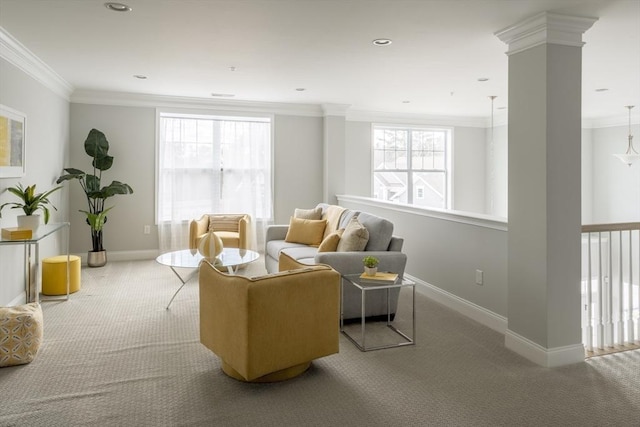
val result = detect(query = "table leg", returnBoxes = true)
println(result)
[165,266,198,310]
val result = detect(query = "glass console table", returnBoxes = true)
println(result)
[0,222,71,303]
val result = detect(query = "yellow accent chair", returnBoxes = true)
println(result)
[189,214,251,251]
[199,252,341,382]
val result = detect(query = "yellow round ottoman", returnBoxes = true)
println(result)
[42,255,81,296]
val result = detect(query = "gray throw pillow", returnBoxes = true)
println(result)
[337,217,369,252]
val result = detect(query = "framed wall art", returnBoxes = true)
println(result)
[0,104,26,178]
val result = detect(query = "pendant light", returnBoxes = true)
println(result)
[613,105,638,167]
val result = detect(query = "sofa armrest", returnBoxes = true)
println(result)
[265,225,289,243]
[189,215,210,250]
[314,251,407,277]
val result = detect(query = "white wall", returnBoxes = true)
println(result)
[484,124,508,218]
[453,126,486,213]
[581,128,594,224]
[0,58,70,306]
[590,124,640,223]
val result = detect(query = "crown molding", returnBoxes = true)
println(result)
[321,103,351,117]
[584,113,640,129]
[71,90,324,117]
[0,26,73,100]
[347,109,489,128]
[495,12,598,55]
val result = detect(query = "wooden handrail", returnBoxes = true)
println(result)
[581,222,640,233]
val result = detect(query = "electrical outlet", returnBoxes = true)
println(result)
[475,269,483,285]
[144,225,151,235]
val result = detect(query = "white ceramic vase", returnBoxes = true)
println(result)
[364,266,378,276]
[17,214,41,232]
[198,231,224,258]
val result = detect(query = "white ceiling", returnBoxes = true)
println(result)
[0,0,638,121]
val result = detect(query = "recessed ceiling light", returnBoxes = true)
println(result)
[295,88,306,92]
[211,93,235,98]
[595,88,609,92]
[133,75,147,80]
[229,66,237,72]
[104,2,132,12]
[372,38,392,46]
[477,77,489,82]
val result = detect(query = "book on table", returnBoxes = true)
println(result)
[359,272,399,284]
[1,227,33,240]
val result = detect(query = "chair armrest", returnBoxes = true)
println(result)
[314,251,407,277]
[239,215,250,249]
[189,215,210,250]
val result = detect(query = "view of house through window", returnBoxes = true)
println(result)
[373,125,451,209]
[156,111,272,251]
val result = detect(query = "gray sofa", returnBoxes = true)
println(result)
[265,203,407,319]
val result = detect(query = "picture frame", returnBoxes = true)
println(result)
[0,104,27,178]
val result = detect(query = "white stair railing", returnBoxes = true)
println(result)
[581,223,640,352]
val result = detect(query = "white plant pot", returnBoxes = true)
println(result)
[364,266,378,276]
[17,214,41,232]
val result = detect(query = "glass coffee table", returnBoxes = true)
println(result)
[156,248,259,309]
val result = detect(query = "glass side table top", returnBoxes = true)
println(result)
[342,273,414,289]
[156,248,260,269]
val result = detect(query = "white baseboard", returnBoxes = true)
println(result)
[75,249,159,265]
[7,291,26,307]
[505,329,585,367]
[406,274,507,334]
[408,274,585,367]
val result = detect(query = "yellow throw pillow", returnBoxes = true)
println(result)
[0,302,43,367]
[318,229,345,252]
[285,217,327,247]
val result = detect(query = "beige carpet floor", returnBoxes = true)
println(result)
[1,258,639,426]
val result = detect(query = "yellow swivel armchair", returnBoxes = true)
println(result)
[189,213,251,250]
[199,253,341,382]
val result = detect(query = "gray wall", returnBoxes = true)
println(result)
[0,58,70,306]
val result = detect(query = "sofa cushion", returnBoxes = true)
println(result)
[266,240,309,260]
[318,229,344,252]
[294,207,322,220]
[281,246,319,263]
[337,217,369,252]
[285,217,326,247]
[357,212,395,251]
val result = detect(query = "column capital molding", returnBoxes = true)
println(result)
[321,103,351,117]
[495,12,597,55]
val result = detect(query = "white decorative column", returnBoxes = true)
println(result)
[495,12,597,367]
[322,104,349,204]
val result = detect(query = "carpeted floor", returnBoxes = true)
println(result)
[1,258,639,426]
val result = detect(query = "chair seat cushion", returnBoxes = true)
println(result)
[0,302,43,367]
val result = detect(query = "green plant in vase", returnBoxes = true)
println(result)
[0,183,62,231]
[57,128,133,266]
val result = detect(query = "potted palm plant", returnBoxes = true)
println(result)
[0,183,62,231]
[57,128,133,267]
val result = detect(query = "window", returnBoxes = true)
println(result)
[156,111,272,248]
[373,125,451,209]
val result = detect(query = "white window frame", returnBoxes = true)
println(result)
[371,123,453,209]
[155,108,274,225]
